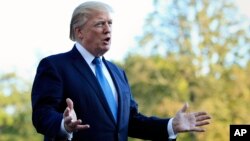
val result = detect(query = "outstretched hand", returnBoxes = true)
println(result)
[63,98,90,132]
[172,103,211,134]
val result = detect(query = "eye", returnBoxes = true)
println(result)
[108,21,112,25]
[95,22,105,27]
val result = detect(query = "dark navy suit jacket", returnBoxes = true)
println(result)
[31,46,172,141]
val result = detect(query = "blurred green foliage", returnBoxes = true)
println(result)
[125,54,250,141]
[0,73,43,141]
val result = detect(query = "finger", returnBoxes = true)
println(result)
[63,107,70,117]
[194,111,209,117]
[64,116,73,125]
[179,102,189,113]
[68,120,90,131]
[66,98,74,110]
[194,112,211,122]
[196,115,211,122]
[75,124,90,130]
[196,121,210,126]
[65,118,80,132]
[190,127,206,132]
[69,119,83,127]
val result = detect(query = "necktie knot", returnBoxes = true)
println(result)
[92,57,101,65]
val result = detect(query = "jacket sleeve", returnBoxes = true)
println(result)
[128,97,170,141]
[123,71,170,141]
[31,57,65,138]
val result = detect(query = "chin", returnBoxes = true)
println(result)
[103,46,110,51]
[97,49,109,56]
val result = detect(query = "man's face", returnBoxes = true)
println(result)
[79,10,112,56]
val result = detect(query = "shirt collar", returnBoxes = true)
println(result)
[75,42,102,66]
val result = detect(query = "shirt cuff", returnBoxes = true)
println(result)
[60,118,73,140]
[167,118,177,139]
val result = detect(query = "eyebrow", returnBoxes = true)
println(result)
[94,18,112,22]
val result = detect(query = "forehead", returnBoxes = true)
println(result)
[88,10,113,21]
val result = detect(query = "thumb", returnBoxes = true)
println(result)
[66,98,74,110]
[63,107,70,117]
[179,102,189,113]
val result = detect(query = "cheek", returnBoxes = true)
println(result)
[87,32,100,41]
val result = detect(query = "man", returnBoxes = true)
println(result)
[31,1,211,141]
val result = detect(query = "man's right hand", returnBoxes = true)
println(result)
[63,98,90,132]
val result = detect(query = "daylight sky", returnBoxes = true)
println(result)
[0,0,249,79]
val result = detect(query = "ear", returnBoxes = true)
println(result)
[75,27,84,40]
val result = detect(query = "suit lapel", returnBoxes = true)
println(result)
[70,47,99,93]
[103,58,126,126]
[69,47,117,124]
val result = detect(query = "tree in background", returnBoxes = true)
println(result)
[0,73,42,141]
[125,0,250,140]
[138,0,250,66]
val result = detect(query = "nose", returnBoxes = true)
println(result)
[103,22,111,34]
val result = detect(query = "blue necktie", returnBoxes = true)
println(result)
[92,57,117,121]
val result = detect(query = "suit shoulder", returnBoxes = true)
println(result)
[105,60,128,78]
[36,48,75,70]
[45,50,71,61]
[39,47,77,64]
[106,60,124,72]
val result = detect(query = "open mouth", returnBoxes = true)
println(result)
[104,37,110,42]
[103,37,110,44]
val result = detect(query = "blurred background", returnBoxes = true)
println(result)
[0,0,250,140]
